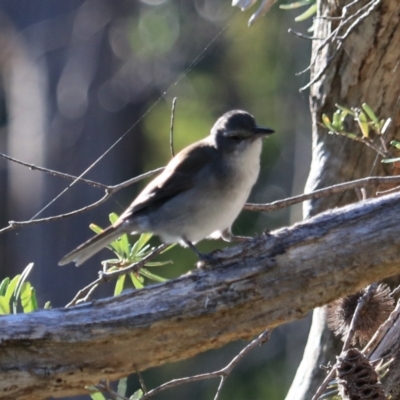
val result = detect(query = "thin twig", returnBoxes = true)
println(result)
[7,192,111,228]
[376,185,400,195]
[342,283,378,352]
[389,284,400,299]
[65,243,169,307]
[66,279,102,308]
[363,298,400,357]
[0,160,163,234]
[139,329,271,400]
[299,0,378,89]
[311,367,337,400]
[296,12,343,76]
[94,381,129,400]
[288,28,324,41]
[136,368,148,394]
[214,377,225,400]
[244,175,400,212]
[107,167,164,191]
[299,43,342,91]
[2,170,400,234]
[337,0,380,41]
[0,152,109,189]
[170,97,177,158]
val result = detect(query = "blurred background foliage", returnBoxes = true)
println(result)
[0,0,312,399]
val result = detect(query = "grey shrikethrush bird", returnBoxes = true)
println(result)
[59,110,274,266]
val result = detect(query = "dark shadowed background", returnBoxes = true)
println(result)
[0,0,312,398]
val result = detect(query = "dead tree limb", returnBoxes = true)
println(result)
[2,192,400,399]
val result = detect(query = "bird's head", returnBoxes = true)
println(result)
[211,110,274,153]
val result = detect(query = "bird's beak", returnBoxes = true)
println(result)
[255,126,275,137]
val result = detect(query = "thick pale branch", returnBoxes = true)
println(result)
[2,192,400,399]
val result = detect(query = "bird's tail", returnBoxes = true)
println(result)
[59,225,124,266]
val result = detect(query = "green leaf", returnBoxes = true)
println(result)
[5,275,21,304]
[0,296,10,314]
[136,244,151,257]
[130,233,153,257]
[130,389,144,400]
[382,157,400,164]
[0,278,10,296]
[362,103,379,124]
[109,236,124,256]
[335,104,356,116]
[119,233,131,258]
[89,394,106,400]
[339,110,349,124]
[140,268,168,283]
[294,3,317,21]
[114,274,126,296]
[381,118,392,134]
[356,110,369,138]
[322,114,334,130]
[129,273,144,289]
[44,301,52,309]
[20,283,37,313]
[161,243,176,253]
[143,260,173,267]
[117,377,128,397]
[332,110,343,131]
[107,214,131,256]
[89,223,103,235]
[390,140,400,149]
[279,0,314,9]
[86,388,107,400]
[109,213,119,225]
[13,263,34,314]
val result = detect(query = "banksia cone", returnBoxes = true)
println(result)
[326,284,394,346]
[336,348,387,400]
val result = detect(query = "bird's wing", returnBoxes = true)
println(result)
[118,140,218,221]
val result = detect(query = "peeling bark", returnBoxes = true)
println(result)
[2,193,400,398]
[287,0,400,399]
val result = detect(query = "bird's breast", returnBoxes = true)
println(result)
[225,139,262,189]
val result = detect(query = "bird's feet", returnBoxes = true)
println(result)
[195,250,223,269]
[182,238,221,269]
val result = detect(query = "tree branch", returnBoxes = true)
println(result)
[2,192,400,399]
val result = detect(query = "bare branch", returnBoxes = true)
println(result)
[9,192,111,228]
[139,330,271,400]
[299,43,342,91]
[288,29,324,41]
[299,0,379,89]
[3,191,400,399]
[3,156,400,236]
[342,283,378,352]
[337,0,381,41]
[0,151,163,234]
[107,167,164,192]
[363,298,400,358]
[244,175,400,212]
[169,97,177,158]
[0,152,108,189]
[311,368,336,400]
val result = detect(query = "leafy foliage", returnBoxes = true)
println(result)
[322,103,389,140]
[0,263,50,314]
[90,213,173,294]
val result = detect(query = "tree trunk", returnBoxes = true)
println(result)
[286,0,400,398]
